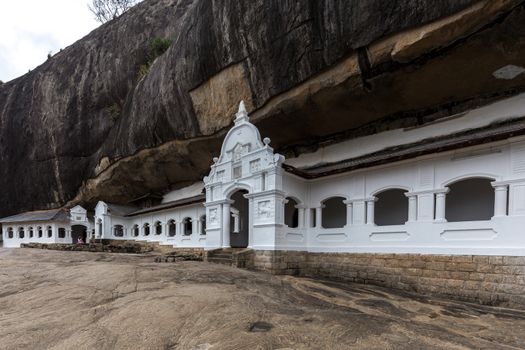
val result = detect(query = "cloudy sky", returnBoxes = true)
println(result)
[0,0,100,82]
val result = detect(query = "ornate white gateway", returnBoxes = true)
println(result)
[203,101,285,249]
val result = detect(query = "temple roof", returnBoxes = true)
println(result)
[126,194,205,217]
[284,117,525,179]
[106,203,139,217]
[0,208,69,224]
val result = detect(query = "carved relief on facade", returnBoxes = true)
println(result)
[208,208,218,225]
[233,166,242,179]
[256,200,274,219]
[232,143,250,162]
[250,159,261,173]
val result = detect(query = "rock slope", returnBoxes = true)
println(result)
[2,0,525,215]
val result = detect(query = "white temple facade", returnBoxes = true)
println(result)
[1,205,93,248]
[202,101,286,250]
[3,95,525,256]
[199,99,525,256]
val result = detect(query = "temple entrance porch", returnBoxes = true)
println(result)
[229,190,249,248]
[71,225,87,244]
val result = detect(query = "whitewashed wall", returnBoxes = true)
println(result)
[276,138,525,255]
[3,222,73,248]
[94,202,206,248]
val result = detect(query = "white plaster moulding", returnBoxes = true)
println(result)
[244,189,286,199]
[406,188,449,196]
[253,223,284,228]
[291,137,521,184]
[213,145,275,168]
[204,199,234,206]
[493,179,525,185]
[299,246,525,255]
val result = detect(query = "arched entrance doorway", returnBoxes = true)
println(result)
[71,225,87,244]
[230,190,249,248]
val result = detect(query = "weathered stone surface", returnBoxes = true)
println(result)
[4,0,525,215]
[190,62,255,135]
[2,248,525,349]
[252,250,525,309]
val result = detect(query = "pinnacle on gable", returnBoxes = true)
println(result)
[234,100,249,124]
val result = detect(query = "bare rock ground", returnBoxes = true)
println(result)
[0,248,524,349]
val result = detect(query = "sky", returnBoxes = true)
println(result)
[0,0,100,82]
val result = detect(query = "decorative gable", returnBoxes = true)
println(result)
[204,101,284,199]
[204,101,284,191]
[70,205,88,222]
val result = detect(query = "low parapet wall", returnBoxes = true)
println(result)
[21,242,155,254]
[100,239,206,257]
[21,240,208,258]
[252,251,525,309]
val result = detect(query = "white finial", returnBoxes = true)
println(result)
[234,100,249,124]
[238,100,246,114]
[263,137,271,146]
[213,157,219,163]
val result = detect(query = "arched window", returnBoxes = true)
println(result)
[58,228,66,238]
[47,226,53,238]
[7,227,13,239]
[284,197,299,228]
[200,215,206,235]
[182,217,192,236]
[374,189,409,226]
[155,221,162,235]
[28,227,34,238]
[143,223,150,236]
[445,178,494,222]
[113,225,124,237]
[321,197,346,229]
[18,227,25,239]
[37,226,43,238]
[133,224,139,237]
[167,219,176,237]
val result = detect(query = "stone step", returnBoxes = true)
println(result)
[209,253,233,259]
[207,257,233,265]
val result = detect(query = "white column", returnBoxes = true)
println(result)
[222,202,231,248]
[279,198,286,225]
[177,222,183,241]
[366,198,376,225]
[193,217,199,235]
[297,207,305,229]
[493,184,508,218]
[406,193,417,222]
[261,173,266,191]
[248,197,254,248]
[305,208,312,228]
[352,201,366,225]
[195,219,199,236]
[232,213,240,233]
[315,206,322,228]
[434,189,449,222]
[343,200,353,226]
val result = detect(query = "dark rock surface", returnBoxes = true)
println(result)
[3,0,525,215]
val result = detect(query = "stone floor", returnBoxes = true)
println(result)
[0,248,525,349]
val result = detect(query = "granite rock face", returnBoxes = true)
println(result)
[1,0,524,215]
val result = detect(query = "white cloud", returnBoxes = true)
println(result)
[0,0,99,82]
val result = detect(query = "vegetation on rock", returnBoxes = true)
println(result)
[137,37,171,81]
[106,103,121,122]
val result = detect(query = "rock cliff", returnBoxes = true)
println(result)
[1,0,524,215]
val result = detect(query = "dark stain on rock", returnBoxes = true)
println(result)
[355,298,409,318]
[248,321,273,332]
